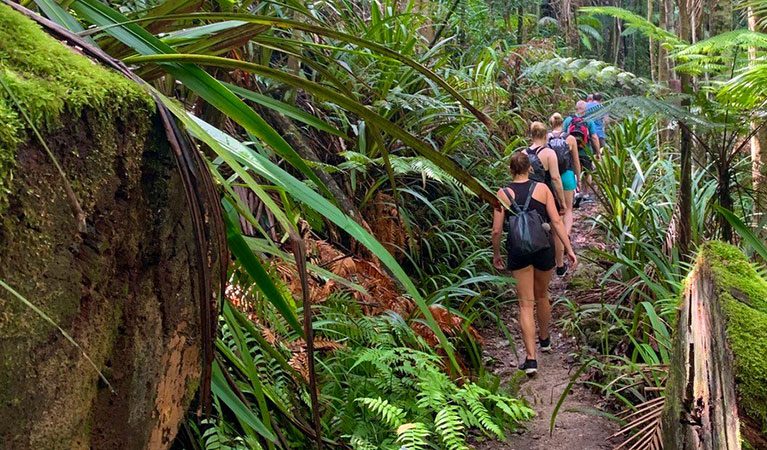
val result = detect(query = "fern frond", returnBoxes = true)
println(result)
[349,435,379,450]
[490,394,536,422]
[357,397,407,428]
[579,6,684,47]
[600,96,719,129]
[395,422,432,450]
[677,29,767,56]
[434,405,468,450]
[522,57,663,94]
[719,62,767,109]
[455,384,503,439]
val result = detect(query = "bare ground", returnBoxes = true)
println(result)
[473,201,618,450]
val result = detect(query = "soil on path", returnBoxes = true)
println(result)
[474,201,618,450]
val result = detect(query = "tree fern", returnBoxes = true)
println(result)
[579,6,683,47]
[600,96,717,129]
[522,57,662,94]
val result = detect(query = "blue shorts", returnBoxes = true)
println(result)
[562,170,577,191]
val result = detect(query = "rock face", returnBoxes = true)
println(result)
[0,5,220,449]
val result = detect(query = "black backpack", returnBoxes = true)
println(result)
[524,146,546,183]
[504,183,551,256]
[547,132,572,173]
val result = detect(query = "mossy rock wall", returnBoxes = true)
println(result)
[0,5,207,449]
[661,241,767,449]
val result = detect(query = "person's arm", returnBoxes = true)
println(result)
[545,149,566,210]
[492,189,509,270]
[567,135,581,182]
[542,185,577,268]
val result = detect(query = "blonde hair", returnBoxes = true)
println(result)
[530,121,547,140]
[549,113,563,128]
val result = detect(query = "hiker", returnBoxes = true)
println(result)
[562,101,601,204]
[491,152,578,375]
[548,113,580,276]
[522,122,566,215]
[586,92,608,149]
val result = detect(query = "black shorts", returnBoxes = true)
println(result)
[580,155,594,172]
[507,238,555,271]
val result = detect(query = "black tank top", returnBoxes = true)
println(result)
[526,145,553,187]
[526,146,560,210]
[504,180,549,222]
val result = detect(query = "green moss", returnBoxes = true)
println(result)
[0,2,153,207]
[699,241,767,435]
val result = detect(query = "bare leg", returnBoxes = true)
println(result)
[512,265,536,360]
[533,268,554,341]
[564,190,575,233]
[556,190,575,269]
[581,174,592,197]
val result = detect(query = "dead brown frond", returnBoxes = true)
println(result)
[610,396,665,450]
[356,192,410,262]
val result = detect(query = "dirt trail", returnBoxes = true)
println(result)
[474,201,618,450]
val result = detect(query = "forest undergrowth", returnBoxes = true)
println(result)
[4,0,767,448]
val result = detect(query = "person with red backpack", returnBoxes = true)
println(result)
[562,100,601,203]
[548,113,580,276]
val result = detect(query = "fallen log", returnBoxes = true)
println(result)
[661,241,767,450]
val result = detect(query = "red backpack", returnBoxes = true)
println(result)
[567,116,590,150]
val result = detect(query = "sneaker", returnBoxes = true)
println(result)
[519,359,538,375]
[573,193,582,209]
[556,264,568,277]
[582,194,596,203]
[540,336,552,353]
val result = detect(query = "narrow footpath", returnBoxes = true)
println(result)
[476,201,618,450]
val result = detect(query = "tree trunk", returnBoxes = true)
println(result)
[259,107,368,230]
[677,0,693,258]
[648,0,656,81]
[0,4,224,449]
[748,7,767,215]
[560,0,578,52]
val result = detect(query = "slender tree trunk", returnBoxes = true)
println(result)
[657,0,672,150]
[560,0,578,52]
[260,108,368,229]
[517,5,524,44]
[648,0,655,80]
[748,7,767,214]
[677,0,694,258]
[611,17,621,66]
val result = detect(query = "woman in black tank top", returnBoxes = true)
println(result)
[491,151,577,375]
[504,179,549,222]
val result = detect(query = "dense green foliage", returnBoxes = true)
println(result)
[5,0,767,447]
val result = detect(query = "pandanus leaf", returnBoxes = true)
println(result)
[126,53,499,207]
[70,0,335,202]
